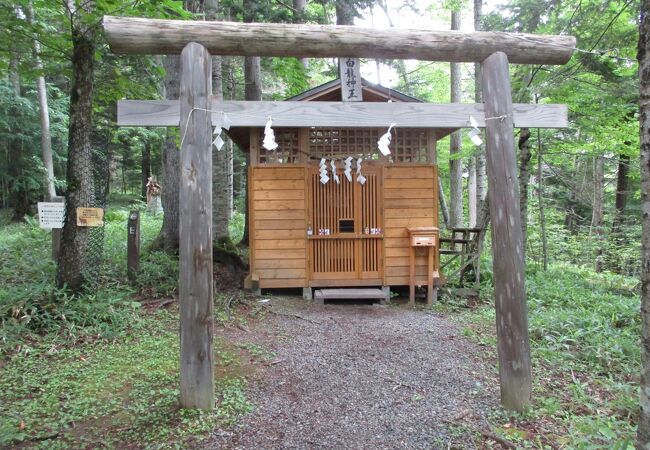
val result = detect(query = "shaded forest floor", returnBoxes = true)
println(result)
[0,205,641,448]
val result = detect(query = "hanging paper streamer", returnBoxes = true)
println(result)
[319,158,329,184]
[468,116,483,146]
[377,123,396,155]
[212,125,225,151]
[213,112,232,131]
[262,117,278,151]
[211,112,232,151]
[330,160,340,184]
[356,158,366,185]
[343,156,353,182]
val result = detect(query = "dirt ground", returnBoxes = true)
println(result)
[208,296,500,449]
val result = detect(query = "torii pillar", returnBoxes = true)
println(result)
[482,52,531,410]
[178,42,214,410]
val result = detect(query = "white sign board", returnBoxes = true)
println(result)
[339,57,363,102]
[37,202,65,229]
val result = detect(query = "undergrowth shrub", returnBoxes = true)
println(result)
[526,264,639,378]
[0,208,168,354]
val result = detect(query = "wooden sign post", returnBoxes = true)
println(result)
[482,52,532,411]
[339,57,363,102]
[127,211,140,282]
[179,42,215,410]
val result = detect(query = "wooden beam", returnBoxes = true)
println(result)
[118,99,568,129]
[481,51,532,412]
[179,42,214,410]
[103,16,575,65]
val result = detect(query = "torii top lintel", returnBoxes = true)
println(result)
[103,16,575,65]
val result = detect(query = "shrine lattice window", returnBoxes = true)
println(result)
[308,128,428,163]
[258,128,301,164]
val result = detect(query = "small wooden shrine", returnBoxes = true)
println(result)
[228,78,445,298]
[106,15,573,411]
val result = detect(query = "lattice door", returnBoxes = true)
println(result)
[308,166,382,281]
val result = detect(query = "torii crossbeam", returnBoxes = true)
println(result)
[103,16,575,412]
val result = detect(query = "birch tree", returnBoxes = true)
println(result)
[449,9,463,229]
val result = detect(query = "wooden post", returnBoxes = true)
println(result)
[179,42,214,410]
[481,51,532,412]
[409,246,415,305]
[427,246,435,305]
[51,195,64,260]
[127,210,140,282]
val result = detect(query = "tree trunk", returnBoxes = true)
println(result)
[637,2,650,445]
[564,156,580,233]
[336,1,355,25]
[449,11,463,229]
[206,0,232,241]
[518,128,532,256]
[155,54,181,252]
[8,45,29,221]
[141,141,151,200]
[293,0,308,67]
[473,0,486,225]
[26,0,56,200]
[57,1,96,291]
[613,152,631,232]
[610,152,630,273]
[240,0,262,248]
[438,177,450,229]
[537,130,548,271]
[592,155,605,272]
[468,156,477,227]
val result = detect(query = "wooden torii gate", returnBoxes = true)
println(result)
[103,16,575,412]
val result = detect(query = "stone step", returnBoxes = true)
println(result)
[313,288,389,305]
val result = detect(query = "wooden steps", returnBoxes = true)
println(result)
[313,288,389,305]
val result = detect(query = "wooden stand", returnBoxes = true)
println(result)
[408,227,439,306]
[439,227,484,291]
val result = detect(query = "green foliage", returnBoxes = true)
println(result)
[0,207,173,354]
[454,263,639,447]
[228,210,246,245]
[0,311,251,448]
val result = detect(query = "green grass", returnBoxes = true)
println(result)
[0,205,252,447]
[445,264,639,448]
[0,308,251,448]
[0,207,173,354]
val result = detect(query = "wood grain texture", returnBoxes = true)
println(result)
[118,99,568,129]
[249,166,307,284]
[103,16,575,64]
[383,165,439,288]
[127,210,140,282]
[481,52,532,412]
[179,43,214,410]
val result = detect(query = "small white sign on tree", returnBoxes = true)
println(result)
[37,202,65,229]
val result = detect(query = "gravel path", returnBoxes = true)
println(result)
[210,298,499,449]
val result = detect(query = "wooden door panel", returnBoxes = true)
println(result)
[308,166,382,282]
